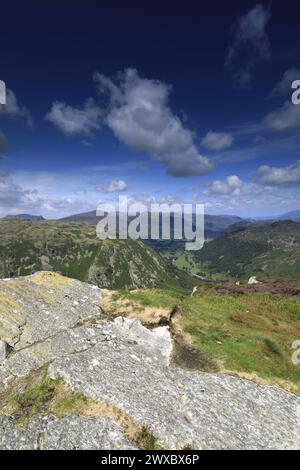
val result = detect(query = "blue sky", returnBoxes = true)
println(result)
[0,1,300,218]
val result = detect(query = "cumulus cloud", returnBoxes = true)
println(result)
[225,4,271,88]
[205,174,271,198]
[0,170,99,218]
[203,174,284,216]
[256,161,300,186]
[0,89,33,126]
[205,175,249,196]
[270,68,300,97]
[201,131,234,151]
[94,68,213,177]
[46,98,101,136]
[264,101,300,131]
[0,171,38,211]
[97,179,127,193]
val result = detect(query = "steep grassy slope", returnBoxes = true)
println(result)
[109,282,300,393]
[0,218,194,290]
[193,220,300,280]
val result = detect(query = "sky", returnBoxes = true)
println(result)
[0,0,300,218]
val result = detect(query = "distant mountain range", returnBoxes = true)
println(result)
[278,210,300,220]
[1,214,300,284]
[5,214,45,221]
[4,209,300,224]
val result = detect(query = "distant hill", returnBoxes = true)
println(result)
[59,210,98,223]
[193,220,300,279]
[250,210,300,221]
[0,218,194,290]
[5,214,45,221]
[278,210,300,220]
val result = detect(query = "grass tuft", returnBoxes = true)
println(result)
[262,338,283,357]
[133,426,162,450]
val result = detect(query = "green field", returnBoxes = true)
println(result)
[112,284,300,393]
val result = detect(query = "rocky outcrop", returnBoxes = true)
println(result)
[0,272,299,450]
[0,415,135,450]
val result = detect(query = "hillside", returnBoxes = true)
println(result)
[279,210,300,220]
[5,214,45,221]
[0,272,299,449]
[106,279,300,392]
[0,219,193,290]
[192,220,300,280]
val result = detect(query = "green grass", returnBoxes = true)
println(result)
[51,391,89,416]
[7,369,64,422]
[114,286,300,391]
[133,426,163,450]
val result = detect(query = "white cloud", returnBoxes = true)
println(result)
[256,161,300,186]
[97,179,127,193]
[201,131,234,150]
[203,192,293,215]
[225,4,271,88]
[124,192,183,209]
[202,174,295,217]
[94,68,213,177]
[0,89,32,125]
[205,174,272,198]
[270,68,300,97]
[205,175,249,196]
[46,98,101,136]
[0,170,99,219]
[0,171,38,211]
[264,101,300,131]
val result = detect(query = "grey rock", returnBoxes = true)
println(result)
[0,272,299,450]
[0,271,102,349]
[48,331,300,450]
[0,415,136,450]
[0,340,9,363]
